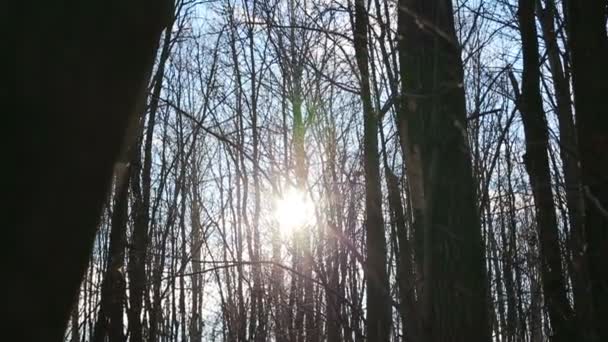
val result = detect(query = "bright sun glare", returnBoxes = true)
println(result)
[273,187,315,235]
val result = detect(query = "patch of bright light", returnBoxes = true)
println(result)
[273,187,315,235]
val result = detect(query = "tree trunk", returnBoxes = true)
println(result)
[190,159,203,342]
[325,121,342,342]
[398,1,490,341]
[12,1,170,340]
[537,3,595,339]
[567,1,608,341]
[529,260,543,342]
[380,120,419,342]
[516,1,576,340]
[352,1,391,340]
[127,18,174,342]
[93,172,130,342]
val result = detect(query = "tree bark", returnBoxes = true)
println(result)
[379,119,419,342]
[93,172,130,342]
[516,1,576,340]
[398,1,490,341]
[190,159,203,342]
[11,1,170,340]
[567,1,608,341]
[352,0,391,341]
[537,1,595,339]
[127,17,174,342]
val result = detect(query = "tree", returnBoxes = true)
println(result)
[92,171,129,342]
[568,1,608,341]
[351,0,391,340]
[398,0,490,341]
[515,1,576,340]
[128,14,175,341]
[11,1,172,340]
[15,1,608,341]
[537,0,594,339]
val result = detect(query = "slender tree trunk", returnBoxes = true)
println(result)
[537,3,595,339]
[516,2,577,341]
[246,5,266,339]
[499,191,517,342]
[179,155,188,342]
[93,172,129,342]
[227,9,248,340]
[490,218,507,342]
[282,2,316,338]
[326,128,342,342]
[272,77,289,342]
[190,160,203,342]
[380,120,418,342]
[529,258,543,342]
[352,1,391,340]
[503,137,528,342]
[127,18,174,342]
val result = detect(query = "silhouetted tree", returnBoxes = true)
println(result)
[398,0,490,341]
[516,1,576,340]
[568,1,608,341]
[352,0,391,340]
[11,1,172,340]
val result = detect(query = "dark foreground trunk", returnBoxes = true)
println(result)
[11,1,171,340]
[568,1,608,341]
[398,1,490,341]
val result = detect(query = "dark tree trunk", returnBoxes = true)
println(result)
[397,1,490,341]
[380,122,419,342]
[516,1,576,341]
[93,173,130,342]
[568,1,608,341]
[537,1,595,339]
[11,1,170,340]
[529,261,543,342]
[352,0,391,340]
[325,122,342,342]
[127,19,174,342]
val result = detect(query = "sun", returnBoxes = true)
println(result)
[273,186,315,235]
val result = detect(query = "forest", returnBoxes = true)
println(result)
[11,0,607,341]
